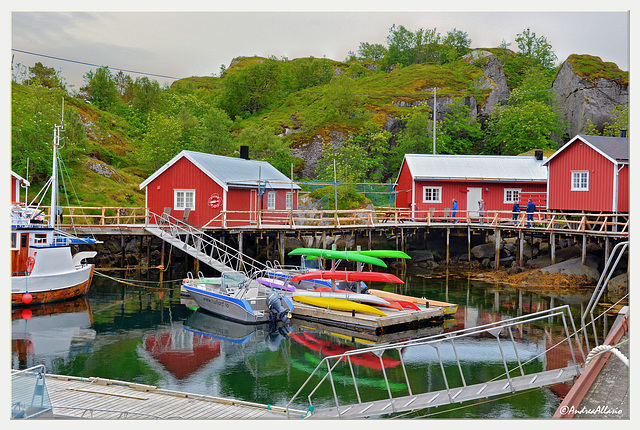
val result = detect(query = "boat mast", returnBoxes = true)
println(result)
[50,100,64,229]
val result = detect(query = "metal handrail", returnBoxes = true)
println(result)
[286,305,582,418]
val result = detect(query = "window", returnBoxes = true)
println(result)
[422,186,442,203]
[267,191,276,210]
[286,192,294,210]
[504,188,521,204]
[174,189,195,210]
[571,171,589,191]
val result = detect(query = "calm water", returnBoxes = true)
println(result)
[11,269,608,419]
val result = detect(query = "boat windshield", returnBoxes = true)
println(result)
[222,272,247,288]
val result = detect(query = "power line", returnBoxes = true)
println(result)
[12,47,570,100]
[12,48,181,81]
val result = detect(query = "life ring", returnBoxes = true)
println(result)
[208,193,221,209]
[25,256,35,275]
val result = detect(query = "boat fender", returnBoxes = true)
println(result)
[25,257,35,275]
[266,291,291,324]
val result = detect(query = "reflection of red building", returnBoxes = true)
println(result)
[143,331,220,380]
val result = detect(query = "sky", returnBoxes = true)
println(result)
[8,2,632,92]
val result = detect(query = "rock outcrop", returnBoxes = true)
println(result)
[552,55,628,137]
[462,50,510,120]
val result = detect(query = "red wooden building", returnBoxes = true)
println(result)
[140,150,300,227]
[395,154,548,220]
[544,134,629,213]
[11,171,29,204]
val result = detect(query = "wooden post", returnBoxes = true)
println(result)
[238,233,244,272]
[582,234,587,265]
[159,240,166,284]
[494,228,501,269]
[605,236,611,262]
[279,233,285,265]
[550,232,556,265]
[519,230,524,267]
[446,227,450,266]
[467,226,471,262]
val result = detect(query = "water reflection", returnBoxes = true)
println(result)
[10,270,615,418]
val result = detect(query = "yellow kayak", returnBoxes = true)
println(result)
[368,289,458,315]
[292,295,387,317]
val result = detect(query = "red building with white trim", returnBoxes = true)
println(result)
[11,171,29,204]
[543,134,629,213]
[140,151,300,227]
[395,154,548,220]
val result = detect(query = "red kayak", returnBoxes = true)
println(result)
[291,270,404,284]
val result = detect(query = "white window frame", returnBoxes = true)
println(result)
[571,171,589,191]
[267,191,276,210]
[174,189,195,211]
[504,188,521,204]
[286,192,294,210]
[422,186,442,203]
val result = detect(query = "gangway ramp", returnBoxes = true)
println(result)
[144,212,267,278]
[287,305,585,419]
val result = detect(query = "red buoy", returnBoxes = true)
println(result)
[22,293,33,304]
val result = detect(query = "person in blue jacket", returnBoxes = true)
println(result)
[526,198,536,227]
[512,202,520,226]
[451,198,458,223]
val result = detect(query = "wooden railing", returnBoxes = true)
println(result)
[48,205,628,236]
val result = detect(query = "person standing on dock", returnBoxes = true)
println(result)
[452,199,458,223]
[526,198,536,227]
[512,202,520,226]
[478,199,485,224]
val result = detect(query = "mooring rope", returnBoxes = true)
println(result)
[94,270,180,291]
[585,338,629,367]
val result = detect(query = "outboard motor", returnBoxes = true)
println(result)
[266,291,291,324]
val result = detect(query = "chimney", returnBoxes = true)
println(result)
[621,129,627,138]
[240,145,249,160]
[534,150,543,161]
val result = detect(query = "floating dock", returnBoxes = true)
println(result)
[43,374,305,419]
[291,302,444,334]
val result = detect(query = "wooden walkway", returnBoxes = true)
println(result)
[44,374,305,419]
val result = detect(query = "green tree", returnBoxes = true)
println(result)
[515,28,558,69]
[321,76,363,120]
[196,107,235,155]
[357,42,387,61]
[436,98,482,154]
[217,58,282,118]
[23,62,66,90]
[81,66,119,111]
[140,111,183,172]
[442,28,472,61]
[131,77,162,118]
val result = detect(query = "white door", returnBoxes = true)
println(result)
[467,187,482,218]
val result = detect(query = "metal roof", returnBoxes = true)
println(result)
[402,154,548,182]
[543,134,629,166]
[140,150,300,191]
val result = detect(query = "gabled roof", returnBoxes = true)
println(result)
[140,150,300,191]
[543,134,629,166]
[398,154,548,183]
[11,171,30,186]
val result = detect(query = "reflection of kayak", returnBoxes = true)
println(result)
[288,248,387,268]
[256,277,296,292]
[291,270,404,284]
[369,289,458,315]
[292,295,387,317]
[311,287,403,311]
[290,332,402,370]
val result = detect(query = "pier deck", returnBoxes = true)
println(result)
[44,374,304,419]
[291,301,444,334]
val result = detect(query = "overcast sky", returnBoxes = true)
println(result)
[9,2,632,92]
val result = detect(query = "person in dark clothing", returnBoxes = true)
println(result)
[478,199,485,224]
[451,199,457,223]
[526,198,536,227]
[512,202,520,226]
